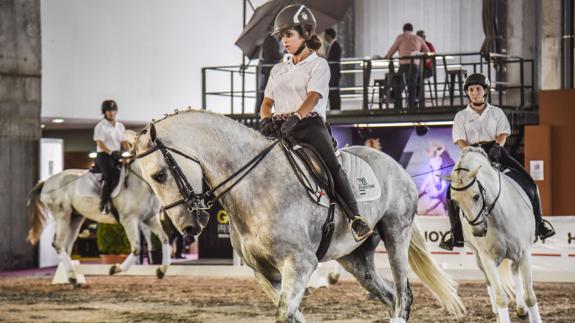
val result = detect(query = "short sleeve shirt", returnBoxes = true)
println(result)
[264,51,330,121]
[93,119,126,152]
[452,104,511,145]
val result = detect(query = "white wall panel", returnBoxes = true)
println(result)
[41,0,263,122]
[355,0,484,57]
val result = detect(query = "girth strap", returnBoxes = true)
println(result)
[281,141,337,261]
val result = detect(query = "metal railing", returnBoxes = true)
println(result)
[201,52,536,117]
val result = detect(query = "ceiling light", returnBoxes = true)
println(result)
[52,118,65,124]
[354,121,454,128]
[88,152,97,159]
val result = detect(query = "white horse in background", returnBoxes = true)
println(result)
[27,150,171,286]
[446,147,542,323]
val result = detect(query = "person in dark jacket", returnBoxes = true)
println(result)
[324,28,342,110]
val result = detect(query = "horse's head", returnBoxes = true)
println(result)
[449,166,488,237]
[446,152,489,237]
[131,123,210,238]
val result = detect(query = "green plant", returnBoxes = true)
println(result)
[96,223,131,255]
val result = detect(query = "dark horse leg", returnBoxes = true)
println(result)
[336,234,397,318]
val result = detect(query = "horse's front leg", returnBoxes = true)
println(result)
[110,218,140,275]
[276,252,317,323]
[143,215,171,278]
[481,254,510,323]
[518,255,542,323]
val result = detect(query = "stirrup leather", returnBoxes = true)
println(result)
[350,215,374,242]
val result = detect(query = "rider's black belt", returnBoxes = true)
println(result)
[272,111,319,121]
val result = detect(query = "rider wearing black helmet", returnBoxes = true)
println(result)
[439,73,555,250]
[93,100,130,214]
[259,4,373,242]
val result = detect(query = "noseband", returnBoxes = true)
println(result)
[450,167,501,227]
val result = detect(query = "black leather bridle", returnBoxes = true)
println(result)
[450,166,501,227]
[134,124,283,218]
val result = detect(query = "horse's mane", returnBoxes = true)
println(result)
[452,146,489,183]
[151,107,263,138]
[131,107,264,151]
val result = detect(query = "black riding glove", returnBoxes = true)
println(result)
[488,144,503,161]
[110,150,121,160]
[281,114,301,135]
[260,117,277,137]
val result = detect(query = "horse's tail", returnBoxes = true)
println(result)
[408,222,466,316]
[26,181,46,245]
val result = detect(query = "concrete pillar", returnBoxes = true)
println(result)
[0,0,42,270]
[540,0,562,89]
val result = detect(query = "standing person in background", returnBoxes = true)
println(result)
[416,30,436,79]
[93,100,130,214]
[385,23,430,110]
[324,28,342,110]
[256,33,284,114]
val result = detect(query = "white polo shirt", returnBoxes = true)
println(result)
[452,104,511,145]
[93,119,126,152]
[264,51,330,121]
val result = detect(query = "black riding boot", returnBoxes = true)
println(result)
[99,179,112,214]
[332,167,373,242]
[439,200,464,250]
[287,116,373,242]
[532,196,555,240]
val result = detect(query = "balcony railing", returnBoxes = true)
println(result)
[201,52,536,120]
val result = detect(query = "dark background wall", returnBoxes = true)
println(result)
[525,89,575,216]
[0,0,42,270]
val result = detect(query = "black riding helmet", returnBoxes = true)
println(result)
[273,4,316,40]
[101,100,118,114]
[463,73,490,92]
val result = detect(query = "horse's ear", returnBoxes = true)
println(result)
[124,129,137,146]
[149,123,157,142]
[468,165,482,178]
[440,175,452,182]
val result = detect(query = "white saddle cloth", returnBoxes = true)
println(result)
[75,167,126,198]
[292,148,381,207]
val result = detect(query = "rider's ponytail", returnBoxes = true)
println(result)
[306,34,322,52]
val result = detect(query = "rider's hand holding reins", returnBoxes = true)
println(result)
[281,113,301,135]
[488,144,503,161]
[260,117,277,137]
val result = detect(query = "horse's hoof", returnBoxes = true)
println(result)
[109,264,121,276]
[327,272,340,285]
[156,266,166,279]
[516,307,529,320]
[68,277,82,288]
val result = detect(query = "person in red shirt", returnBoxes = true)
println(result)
[385,23,429,110]
[416,30,436,79]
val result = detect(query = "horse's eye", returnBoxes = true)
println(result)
[153,170,167,183]
[473,194,480,201]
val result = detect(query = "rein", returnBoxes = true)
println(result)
[450,165,502,226]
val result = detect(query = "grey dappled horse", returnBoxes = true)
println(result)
[445,147,543,323]
[132,109,465,322]
[27,156,171,286]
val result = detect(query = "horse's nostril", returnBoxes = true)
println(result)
[183,226,199,236]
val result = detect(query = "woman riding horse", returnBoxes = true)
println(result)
[439,73,555,250]
[93,100,130,214]
[258,4,372,241]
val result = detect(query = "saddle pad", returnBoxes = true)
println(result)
[75,167,125,198]
[291,148,381,207]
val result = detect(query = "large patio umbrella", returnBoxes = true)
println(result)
[235,0,354,60]
[480,0,501,59]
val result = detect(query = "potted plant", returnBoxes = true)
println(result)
[96,223,131,264]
